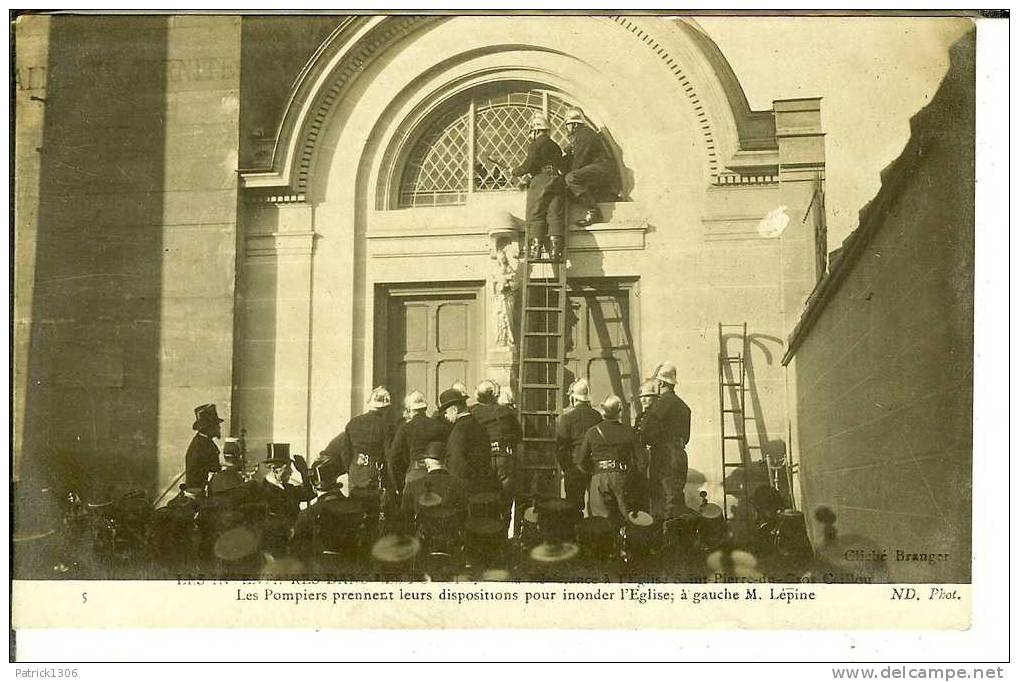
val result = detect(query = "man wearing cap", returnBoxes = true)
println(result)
[185,403,223,491]
[641,362,693,520]
[576,395,638,522]
[509,112,566,262]
[290,456,363,562]
[387,390,451,492]
[320,386,396,498]
[471,379,522,508]
[555,379,603,513]
[257,443,314,557]
[628,380,660,513]
[400,440,468,524]
[562,107,617,228]
[441,388,498,494]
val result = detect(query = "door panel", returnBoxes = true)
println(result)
[564,286,637,423]
[385,291,477,409]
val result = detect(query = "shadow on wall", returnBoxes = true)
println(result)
[21,16,170,501]
[719,330,792,507]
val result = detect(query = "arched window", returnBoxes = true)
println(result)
[398,87,610,208]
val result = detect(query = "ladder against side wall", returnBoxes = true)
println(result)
[516,254,569,508]
[717,322,756,539]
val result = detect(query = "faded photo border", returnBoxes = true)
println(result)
[7,7,1010,664]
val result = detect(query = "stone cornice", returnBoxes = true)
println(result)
[239,15,759,198]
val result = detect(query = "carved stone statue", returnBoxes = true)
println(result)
[490,236,521,348]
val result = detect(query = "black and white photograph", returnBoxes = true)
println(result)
[11,10,988,635]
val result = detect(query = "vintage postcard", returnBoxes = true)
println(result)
[11,11,986,641]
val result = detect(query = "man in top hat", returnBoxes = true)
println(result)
[255,443,314,557]
[555,378,603,513]
[290,456,363,562]
[185,403,224,491]
[471,379,522,507]
[387,390,451,492]
[509,112,566,262]
[562,107,617,228]
[640,362,692,520]
[321,386,396,499]
[441,388,498,494]
[400,440,468,523]
[576,395,638,523]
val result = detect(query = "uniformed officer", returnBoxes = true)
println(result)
[400,440,468,523]
[554,379,603,513]
[441,388,499,494]
[576,395,637,523]
[185,403,223,491]
[290,456,363,562]
[320,386,396,500]
[387,390,451,492]
[255,443,314,557]
[628,380,660,513]
[471,379,522,507]
[562,107,617,227]
[511,113,566,262]
[640,362,693,520]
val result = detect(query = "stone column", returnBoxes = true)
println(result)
[774,97,826,337]
[270,205,317,457]
[484,211,524,401]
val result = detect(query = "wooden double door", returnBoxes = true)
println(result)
[378,279,638,421]
[380,285,483,409]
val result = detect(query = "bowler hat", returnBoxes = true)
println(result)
[529,541,580,564]
[437,388,467,413]
[192,403,224,431]
[310,456,343,491]
[424,440,446,462]
[209,469,243,495]
[371,534,421,565]
[214,526,261,563]
[264,442,291,464]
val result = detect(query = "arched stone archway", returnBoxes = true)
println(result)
[235,16,826,510]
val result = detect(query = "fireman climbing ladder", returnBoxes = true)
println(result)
[516,249,569,505]
[717,322,756,539]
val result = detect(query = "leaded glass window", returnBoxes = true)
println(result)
[398,88,594,208]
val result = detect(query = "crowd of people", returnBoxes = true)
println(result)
[14,360,884,583]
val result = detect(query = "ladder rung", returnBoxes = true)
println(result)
[525,306,562,312]
[722,435,744,440]
[524,332,560,337]
[723,462,747,468]
[521,410,559,416]
[527,282,561,287]
[523,357,559,363]
[722,408,742,413]
[522,437,556,443]
[720,382,742,387]
[721,356,743,361]
[521,383,559,389]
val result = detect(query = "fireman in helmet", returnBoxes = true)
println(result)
[562,107,617,228]
[511,112,566,262]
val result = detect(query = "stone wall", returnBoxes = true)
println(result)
[786,32,974,582]
[17,16,242,495]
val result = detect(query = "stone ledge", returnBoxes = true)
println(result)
[366,219,647,258]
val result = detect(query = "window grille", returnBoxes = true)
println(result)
[399,110,470,208]
[397,89,600,208]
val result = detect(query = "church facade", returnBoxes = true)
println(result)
[15,15,826,514]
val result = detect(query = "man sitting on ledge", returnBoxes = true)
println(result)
[562,107,618,227]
